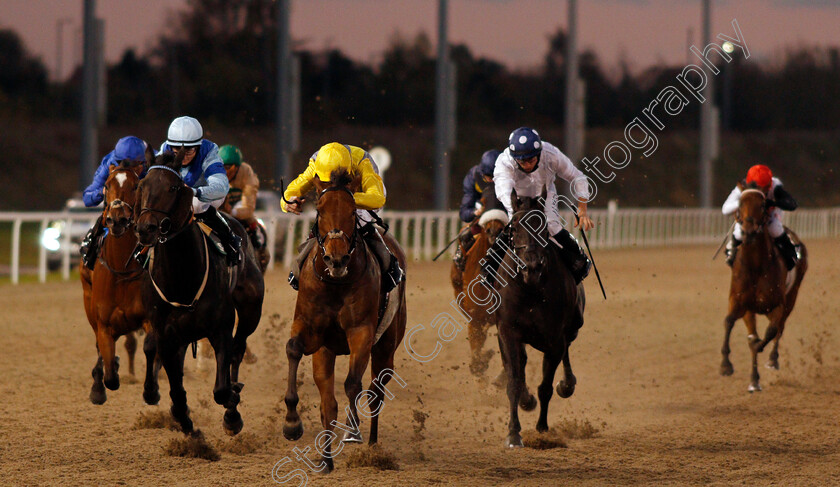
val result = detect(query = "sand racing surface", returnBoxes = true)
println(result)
[2,241,840,486]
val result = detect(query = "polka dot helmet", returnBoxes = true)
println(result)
[507,127,542,160]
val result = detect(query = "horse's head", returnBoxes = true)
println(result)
[737,187,767,242]
[313,168,361,278]
[102,161,142,237]
[509,188,550,287]
[134,150,194,246]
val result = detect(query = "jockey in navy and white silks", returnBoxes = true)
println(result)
[80,136,152,269]
[160,116,241,265]
[721,164,798,270]
[490,127,594,284]
[451,149,503,273]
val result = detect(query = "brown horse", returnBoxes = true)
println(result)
[450,214,507,377]
[282,169,407,473]
[135,151,265,435]
[81,159,159,405]
[720,188,807,392]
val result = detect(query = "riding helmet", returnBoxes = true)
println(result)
[314,142,352,181]
[746,164,772,188]
[166,116,203,147]
[508,127,542,160]
[479,149,501,176]
[220,145,243,166]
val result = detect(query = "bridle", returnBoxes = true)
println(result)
[313,185,359,257]
[737,188,767,234]
[137,165,194,244]
[509,209,548,278]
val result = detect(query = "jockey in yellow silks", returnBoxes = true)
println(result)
[282,142,403,292]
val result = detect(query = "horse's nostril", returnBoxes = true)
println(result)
[323,254,332,264]
[340,255,350,267]
[105,218,114,226]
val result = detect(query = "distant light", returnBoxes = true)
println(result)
[722,41,735,54]
[41,234,60,251]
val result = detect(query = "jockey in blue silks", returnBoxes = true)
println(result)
[158,116,241,265]
[80,136,151,270]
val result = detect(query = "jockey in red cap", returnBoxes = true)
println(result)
[721,164,799,269]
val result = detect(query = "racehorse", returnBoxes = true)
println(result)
[495,190,584,448]
[450,181,508,377]
[134,151,265,435]
[720,188,807,392]
[81,159,159,405]
[282,169,407,473]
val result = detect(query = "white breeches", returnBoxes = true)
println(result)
[192,197,223,214]
[733,208,783,240]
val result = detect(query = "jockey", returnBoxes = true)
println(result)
[489,127,594,284]
[282,142,404,293]
[220,144,260,230]
[721,164,798,270]
[452,149,501,272]
[160,116,241,266]
[80,136,150,270]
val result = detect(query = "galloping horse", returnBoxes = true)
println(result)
[134,151,264,435]
[282,169,407,473]
[81,158,158,405]
[450,181,508,377]
[720,188,807,392]
[495,190,584,448]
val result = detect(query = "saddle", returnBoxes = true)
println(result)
[197,221,228,257]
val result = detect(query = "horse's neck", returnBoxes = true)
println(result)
[741,231,778,271]
[101,229,139,266]
[152,225,208,289]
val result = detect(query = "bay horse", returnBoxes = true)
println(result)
[495,190,584,448]
[81,158,159,405]
[134,151,265,435]
[450,181,508,377]
[282,169,407,473]
[720,188,807,392]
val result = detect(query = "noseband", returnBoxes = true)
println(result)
[138,166,192,244]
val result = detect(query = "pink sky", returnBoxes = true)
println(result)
[1,0,839,81]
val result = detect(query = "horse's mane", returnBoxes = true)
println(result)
[329,168,354,189]
[153,151,182,171]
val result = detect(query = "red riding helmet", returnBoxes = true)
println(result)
[746,164,772,189]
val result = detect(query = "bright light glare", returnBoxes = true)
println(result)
[722,41,735,54]
[41,236,60,251]
[43,227,61,240]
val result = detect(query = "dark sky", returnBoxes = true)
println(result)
[1,0,838,81]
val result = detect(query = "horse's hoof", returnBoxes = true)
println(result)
[720,362,734,376]
[557,377,577,398]
[536,422,549,433]
[223,410,244,436]
[519,394,537,411]
[90,387,107,405]
[765,361,779,370]
[321,456,334,473]
[505,434,524,449]
[143,389,160,406]
[283,420,304,441]
[342,430,363,443]
[104,376,120,391]
[748,383,762,393]
[491,371,508,389]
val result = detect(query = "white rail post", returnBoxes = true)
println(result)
[11,218,21,285]
[38,219,47,283]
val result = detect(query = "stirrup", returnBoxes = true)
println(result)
[570,256,591,284]
[383,260,403,294]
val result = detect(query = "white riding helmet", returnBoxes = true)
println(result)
[166,116,203,147]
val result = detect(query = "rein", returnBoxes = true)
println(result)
[148,229,210,310]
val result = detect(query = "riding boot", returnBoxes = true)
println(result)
[195,207,241,266]
[724,236,742,267]
[453,228,475,272]
[362,224,403,293]
[773,234,797,271]
[80,215,105,270]
[552,229,591,284]
[288,237,317,291]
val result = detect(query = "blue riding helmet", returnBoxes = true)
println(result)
[479,150,501,177]
[508,127,542,160]
[114,136,147,162]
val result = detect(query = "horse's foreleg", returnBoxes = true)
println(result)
[557,342,577,399]
[720,303,744,377]
[161,344,193,434]
[283,332,305,441]
[468,319,493,377]
[744,311,762,392]
[368,339,398,446]
[537,351,562,433]
[341,325,374,444]
[124,332,137,376]
[96,325,120,391]
[231,297,263,386]
[142,327,160,405]
[498,326,524,448]
[312,347,337,473]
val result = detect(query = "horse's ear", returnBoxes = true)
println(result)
[511,187,521,212]
[736,179,745,191]
[313,177,327,194]
[351,173,363,194]
[540,186,547,201]
[172,150,185,169]
[109,164,118,174]
[145,143,154,168]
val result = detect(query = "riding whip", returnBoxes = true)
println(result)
[432,234,462,262]
[575,213,607,300]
